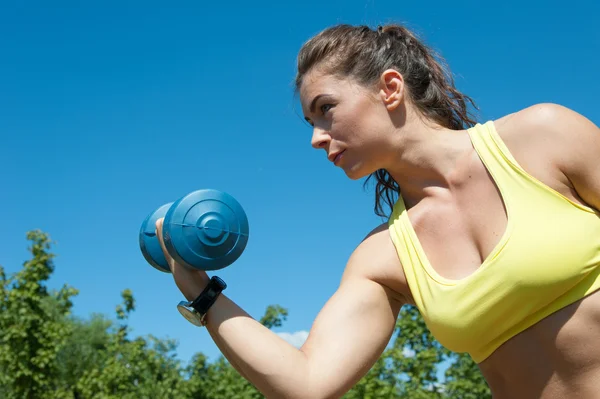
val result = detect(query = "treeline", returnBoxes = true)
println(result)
[0,230,491,398]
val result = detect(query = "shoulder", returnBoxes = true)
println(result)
[493,102,600,209]
[341,223,411,304]
[488,104,573,180]
[494,103,598,148]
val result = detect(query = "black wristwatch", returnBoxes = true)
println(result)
[177,276,227,327]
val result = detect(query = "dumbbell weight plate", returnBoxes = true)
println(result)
[139,202,174,273]
[162,189,249,271]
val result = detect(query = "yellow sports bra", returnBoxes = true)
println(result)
[388,121,600,363]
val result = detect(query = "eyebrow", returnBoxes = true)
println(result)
[304,94,331,123]
[309,94,331,113]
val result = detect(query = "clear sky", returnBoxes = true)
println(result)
[1,0,598,372]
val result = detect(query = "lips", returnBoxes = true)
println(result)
[328,150,345,165]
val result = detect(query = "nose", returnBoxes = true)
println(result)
[311,126,330,150]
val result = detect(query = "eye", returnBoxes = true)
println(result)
[320,104,333,114]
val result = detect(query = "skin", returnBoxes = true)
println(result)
[155,67,600,398]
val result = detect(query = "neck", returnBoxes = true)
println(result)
[384,116,473,208]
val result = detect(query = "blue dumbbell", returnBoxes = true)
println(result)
[139,189,249,272]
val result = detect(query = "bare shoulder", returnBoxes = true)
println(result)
[341,222,411,305]
[492,103,600,208]
[494,103,597,143]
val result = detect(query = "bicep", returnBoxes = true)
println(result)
[300,268,403,398]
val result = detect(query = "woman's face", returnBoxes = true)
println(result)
[300,69,399,180]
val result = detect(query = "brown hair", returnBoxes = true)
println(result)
[295,23,478,217]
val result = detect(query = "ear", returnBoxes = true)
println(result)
[378,69,404,111]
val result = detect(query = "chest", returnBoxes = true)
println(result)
[399,157,600,353]
[405,151,579,282]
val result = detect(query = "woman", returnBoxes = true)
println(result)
[156,24,600,398]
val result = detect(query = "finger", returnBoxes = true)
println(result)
[155,217,163,248]
[155,218,209,299]
[155,218,174,272]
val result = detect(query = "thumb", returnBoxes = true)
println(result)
[155,218,173,272]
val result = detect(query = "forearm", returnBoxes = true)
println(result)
[162,220,401,399]
[204,293,311,398]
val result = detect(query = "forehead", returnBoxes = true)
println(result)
[299,71,341,109]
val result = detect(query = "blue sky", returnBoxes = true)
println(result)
[1,0,598,374]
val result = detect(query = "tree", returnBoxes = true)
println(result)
[72,289,189,399]
[54,312,113,394]
[0,230,78,399]
[443,352,492,399]
[259,304,288,329]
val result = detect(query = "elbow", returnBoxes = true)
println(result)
[253,350,346,399]
[255,352,318,399]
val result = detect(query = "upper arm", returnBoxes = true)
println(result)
[503,103,600,211]
[537,103,600,211]
[553,106,600,211]
[299,224,406,398]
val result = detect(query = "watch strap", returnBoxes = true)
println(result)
[190,276,227,318]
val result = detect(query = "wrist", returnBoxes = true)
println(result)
[178,276,227,327]
[181,273,210,301]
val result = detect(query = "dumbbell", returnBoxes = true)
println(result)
[139,189,249,273]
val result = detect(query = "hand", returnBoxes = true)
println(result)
[155,218,210,301]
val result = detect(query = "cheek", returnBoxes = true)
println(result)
[332,112,371,144]
[348,122,390,173]
[350,120,386,149]
[331,99,387,149]
[348,104,385,139]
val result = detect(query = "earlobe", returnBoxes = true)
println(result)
[379,69,404,111]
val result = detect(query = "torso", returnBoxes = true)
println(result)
[367,108,600,398]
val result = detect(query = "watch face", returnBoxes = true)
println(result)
[177,303,203,326]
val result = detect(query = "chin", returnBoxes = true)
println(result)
[342,166,369,181]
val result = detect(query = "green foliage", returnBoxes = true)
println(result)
[389,305,452,397]
[443,353,492,399]
[0,230,78,399]
[55,313,113,391]
[186,355,262,399]
[0,230,493,398]
[59,290,189,398]
[259,304,288,329]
